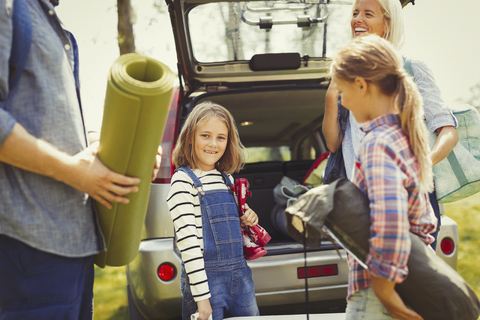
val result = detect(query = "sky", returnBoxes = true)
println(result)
[56,0,480,132]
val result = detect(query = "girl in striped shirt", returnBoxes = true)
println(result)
[330,35,436,319]
[167,101,259,320]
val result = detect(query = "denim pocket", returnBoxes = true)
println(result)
[207,202,243,245]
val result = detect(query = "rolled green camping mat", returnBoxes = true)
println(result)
[94,53,174,268]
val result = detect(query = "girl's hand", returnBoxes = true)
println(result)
[241,203,259,227]
[196,298,212,320]
[371,275,422,320]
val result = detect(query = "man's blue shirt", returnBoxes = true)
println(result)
[0,0,105,257]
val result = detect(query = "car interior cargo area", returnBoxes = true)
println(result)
[189,86,331,253]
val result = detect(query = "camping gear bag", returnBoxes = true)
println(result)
[429,104,480,203]
[270,176,310,239]
[285,178,480,320]
[403,59,480,203]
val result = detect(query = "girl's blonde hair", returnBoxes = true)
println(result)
[330,35,433,192]
[351,0,405,50]
[172,101,245,174]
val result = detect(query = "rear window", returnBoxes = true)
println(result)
[188,0,353,63]
[245,146,291,162]
[245,135,319,163]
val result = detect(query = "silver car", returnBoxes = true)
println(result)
[126,0,459,319]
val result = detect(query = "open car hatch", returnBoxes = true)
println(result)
[166,0,355,90]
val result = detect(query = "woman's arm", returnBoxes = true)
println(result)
[429,126,459,166]
[322,83,343,152]
[411,60,458,166]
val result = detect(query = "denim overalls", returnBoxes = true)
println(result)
[178,167,259,320]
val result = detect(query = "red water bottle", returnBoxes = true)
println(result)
[232,178,267,260]
[234,178,272,246]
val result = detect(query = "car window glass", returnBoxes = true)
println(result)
[188,1,353,63]
[245,146,291,162]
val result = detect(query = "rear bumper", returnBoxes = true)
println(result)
[126,238,348,319]
[126,216,457,319]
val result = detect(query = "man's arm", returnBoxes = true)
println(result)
[0,123,140,209]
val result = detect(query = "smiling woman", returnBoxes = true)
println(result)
[351,0,388,40]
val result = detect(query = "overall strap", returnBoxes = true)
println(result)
[221,173,233,187]
[176,167,203,189]
[9,0,32,91]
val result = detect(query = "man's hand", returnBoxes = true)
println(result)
[66,142,140,209]
[196,298,212,320]
[371,275,422,320]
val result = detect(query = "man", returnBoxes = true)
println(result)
[0,0,159,318]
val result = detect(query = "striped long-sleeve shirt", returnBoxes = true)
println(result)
[348,114,436,299]
[167,168,233,302]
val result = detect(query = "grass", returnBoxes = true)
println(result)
[444,194,480,298]
[92,193,480,320]
[93,266,129,320]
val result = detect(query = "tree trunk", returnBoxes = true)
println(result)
[117,0,135,55]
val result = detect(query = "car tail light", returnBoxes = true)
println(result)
[440,237,455,255]
[297,264,338,279]
[153,87,181,184]
[158,263,176,281]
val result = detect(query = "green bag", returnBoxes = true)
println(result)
[403,59,480,203]
[429,104,480,203]
[94,53,174,268]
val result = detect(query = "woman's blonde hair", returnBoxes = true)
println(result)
[330,35,433,192]
[351,0,405,50]
[172,101,245,174]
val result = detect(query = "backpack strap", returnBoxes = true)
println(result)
[8,1,81,94]
[9,0,32,91]
[65,30,80,91]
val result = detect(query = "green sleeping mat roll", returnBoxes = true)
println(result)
[94,53,174,268]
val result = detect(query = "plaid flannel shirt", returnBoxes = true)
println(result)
[348,114,436,299]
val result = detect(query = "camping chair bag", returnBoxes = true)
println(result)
[285,178,480,320]
[429,104,480,203]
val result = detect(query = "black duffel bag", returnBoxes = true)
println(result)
[285,178,480,320]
